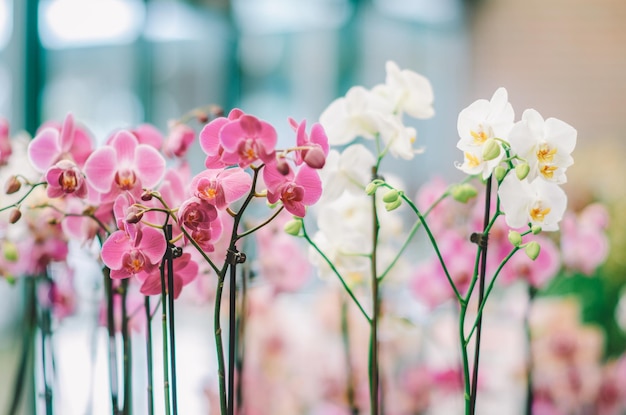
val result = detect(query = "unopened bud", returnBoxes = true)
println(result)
[2,241,18,262]
[385,198,402,212]
[125,210,144,224]
[451,183,478,203]
[5,176,21,194]
[303,146,326,169]
[508,230,522,247]
[494,166,507,182]
[524,241,541,261]
[382,189,400,203]
[283,219,302,236]
[276,158,290,175]
[365,180,382,195]
[515,163,530,180]
[482,139,501,161]
[531,225,542,235]
[141,190,153,201]
[9,208,21,224]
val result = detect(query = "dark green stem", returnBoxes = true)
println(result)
[104,270,120,415]
[7,278,37,415]
[144,296,154,415]
[40,278,54,415]
[469,177,493,415]
[165,226,179,415]
[369,167,380,415]
[121,279,132,415]
[525,286,537,415]
[159,260,171,415]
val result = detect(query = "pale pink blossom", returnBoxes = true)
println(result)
[0,117,11,165]
[560,203,609,275]
[28,113,93,171]
[190,168,252,210]
[164,123,195,158]
[101,224,166,279]
[263,163,322,217]
[45,160,88,199]
[199,108,244,168]
[288,118,329,169]
[138,252,199,299]
[83,129,165,201]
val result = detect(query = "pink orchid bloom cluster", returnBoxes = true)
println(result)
[2,107,327,304]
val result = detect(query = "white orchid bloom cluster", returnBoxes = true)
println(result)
[320,61,435,160]
[455,88,577,231]
[309,62,434,285]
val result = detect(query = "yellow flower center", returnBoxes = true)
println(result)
[536,143,557,163]
[465,152,480,168]
[470,126,491,145]
[530,204,551,222]
[540,164,558,179]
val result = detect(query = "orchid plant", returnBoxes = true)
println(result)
[0,61,594,415]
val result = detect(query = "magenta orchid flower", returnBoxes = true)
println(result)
[28,113,93,171]
[263,162,322,217]
[219,114,277,168]
[83,130,166,201]
[101,225,166,279]
[190,168,252,209]
[164,123,195,158]
[178,196,223,252]
[45,160,88,199]
[138,252,199,299]
[0,118,11,165]
[289,118,329,169]
[199,108,244,168]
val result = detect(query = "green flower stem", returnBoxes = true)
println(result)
[465,247,520,343]
[235,206,284,241]
[144,296,154,415]
[341,298,359,415]
[301,223,371,323]
[214,271,228,415]
[469,176,493,415]
[459,303,472,415]
[399,194,464,304]
[121,279,132,415]
[7,277,37,415]
[104,269,121,415]
[158,261,171,415]
[0,182,45,212]
[164,225,179,415]
[369,166,381,415]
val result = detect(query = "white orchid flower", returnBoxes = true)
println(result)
[455,87,514,178]
[498,173,567,231]
[318,144,376,202]
[507,109,577,184]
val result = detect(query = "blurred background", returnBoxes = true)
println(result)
[1,0,625,414]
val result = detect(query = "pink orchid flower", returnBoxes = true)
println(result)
[289,118,329,169]
[83,129,166,201]
[219,114,277,168]
[498,234,560,288]
[263,162,322,217]
[178,196,223,252]
[560,203,610,275]
[190,168,252,209]
[164,123,195,158]
[0,117,11,165]
[131,123,164,150]
[138,252,199,299]
[199,108,244,168]
[101,225,166,279]
[28,113,93,171]
[45,159,88,199]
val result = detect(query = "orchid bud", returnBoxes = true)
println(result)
[451,183,478,203]
[283,219,302,236]
[515,163,530,180]
[276,158,290,175]
[385,198,402,211]
[531,225,542,235]
[141,190,153,201]
[508,230,522,247]
[9,208,21,224]
[382,189,400,203]
[525,241,541,261]
[365,181,381,195]
[482,139,501,161]
[4,176,21,194]
[125,210,144,224]
[494,166,507,182]
[2,241,18,262]
[303,146,326,169]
